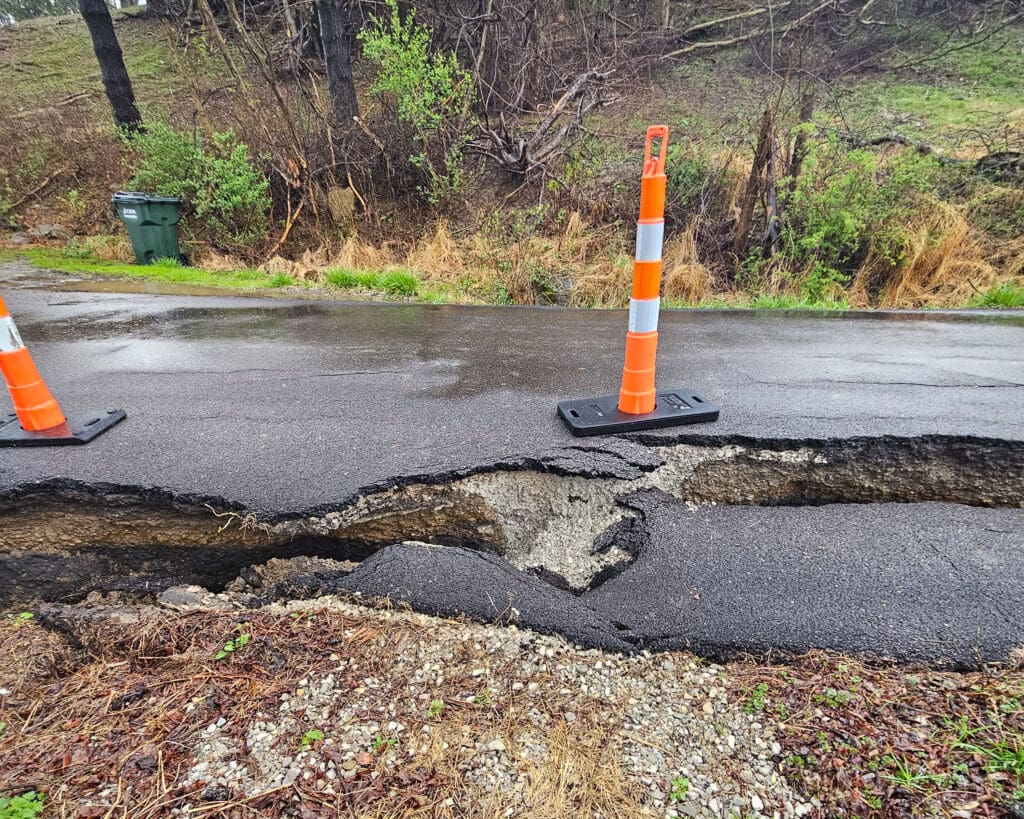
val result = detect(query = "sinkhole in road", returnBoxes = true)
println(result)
[1,436,1022,610]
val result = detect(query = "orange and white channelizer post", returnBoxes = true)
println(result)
[0,292,67,432]
[619,125,669,415]
[557,125,719,436]
[0,291,126,446]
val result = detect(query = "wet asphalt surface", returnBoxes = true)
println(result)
[2,265,1023,665]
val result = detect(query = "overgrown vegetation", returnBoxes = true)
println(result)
[124,123,271,257]
[0,2,1021,308]
[358,0,472,204]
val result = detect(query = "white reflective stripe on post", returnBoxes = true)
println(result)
[0,316,23,353]
[635,221,665,262]
[628,297,660,333]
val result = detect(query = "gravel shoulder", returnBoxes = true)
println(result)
[2,587,1022,818]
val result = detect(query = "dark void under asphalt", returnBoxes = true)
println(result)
[1,266,1023,667]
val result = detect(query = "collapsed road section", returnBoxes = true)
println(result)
[2,434,1022,668]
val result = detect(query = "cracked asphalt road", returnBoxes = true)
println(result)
[2,266,1023,666]
[1,266,1022,509]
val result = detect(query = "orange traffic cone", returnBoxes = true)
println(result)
[0,292,125,447]
[558,125,719,436]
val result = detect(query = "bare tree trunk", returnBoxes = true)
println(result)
[79,0,142,132]
[787,89,816,187]
[316,0,358,124]
[733,108,773,260]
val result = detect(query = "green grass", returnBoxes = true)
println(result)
[663,293,850,310]
[6,249,438,301]
[0,11,225,117]
[13,249,285,290]
[323,267,419,296]
[973,281,1024,308]
[839,26,1024,145]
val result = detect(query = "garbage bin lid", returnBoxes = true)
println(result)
[111,191,181,204]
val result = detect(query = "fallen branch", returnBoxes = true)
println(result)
[7,168,69,212]
[662,0,832,60]
[679,3,793,38]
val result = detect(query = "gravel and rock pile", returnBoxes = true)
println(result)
[169,593,811,818]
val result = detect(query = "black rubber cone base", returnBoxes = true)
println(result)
[558,390,718,437]
[0,409,126,447]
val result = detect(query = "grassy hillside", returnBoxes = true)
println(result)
[0,7,1021,308]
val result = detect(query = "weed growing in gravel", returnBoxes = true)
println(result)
[214,625,253,661]
[371,734,397,755]
[0,790,45,818]
[427,699,445,718]
[668,776,690,802]
[300,729,324,750]
[744,682,769,714]
[472,689,494,707]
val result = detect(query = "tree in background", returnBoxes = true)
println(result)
[316,0,358,125]
[78,0,141,132]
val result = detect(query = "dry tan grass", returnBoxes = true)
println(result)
[662,224,714,304]
[404,220,468,281]
[520,723,647,819]
[195,248,247,273]
[851,200,998,308]
[78,234,134,263]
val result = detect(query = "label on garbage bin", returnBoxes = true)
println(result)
[121,207,138,220]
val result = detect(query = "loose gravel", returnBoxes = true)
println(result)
[169,592,811,818]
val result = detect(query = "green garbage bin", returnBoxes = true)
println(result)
[111,191,183,265]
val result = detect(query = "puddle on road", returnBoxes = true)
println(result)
[2,436,1021,610]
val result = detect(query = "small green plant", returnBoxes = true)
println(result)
[812,687,851,708]
[472,689,494,707]
[5,612,33,628]
[300,729,324,750]
[371,734,397,754]
[59,188,89,222]
[215,625,253,661]
[0,790,45,819]
[427,699,445,718]
[745,682,770,714]
[268,272,294,288]
[668,776,690,802]
[881,756,946,790]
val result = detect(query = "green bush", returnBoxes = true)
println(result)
[125,123,270,255]
[770,141,941,300]
[359,0,472,203]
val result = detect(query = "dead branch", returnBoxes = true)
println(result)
[662,0,833,60]
[679,3,793,38]
[470,69,610,177]
[7,168,69,212]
